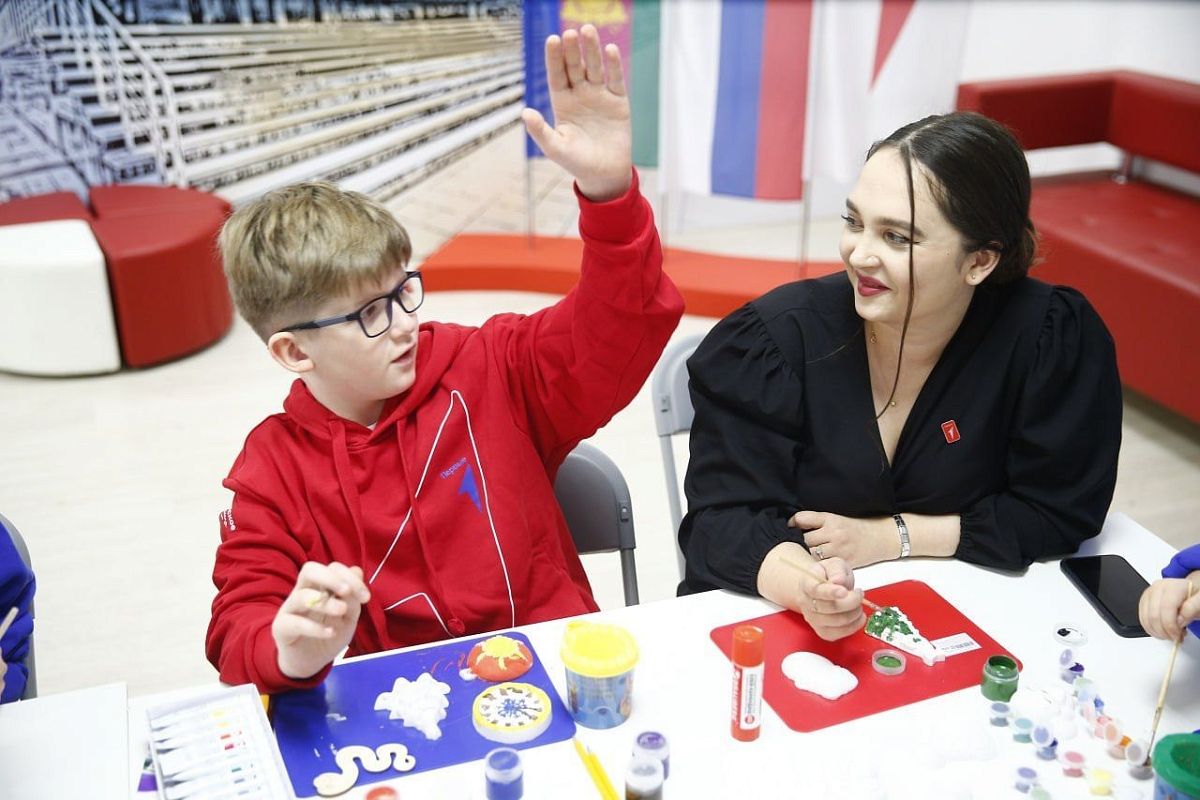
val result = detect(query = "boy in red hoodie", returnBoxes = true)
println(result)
[206,27,684,693]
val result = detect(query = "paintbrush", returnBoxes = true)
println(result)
[573,737,618,800]
[778,553,884,614]
[0,606,17,641]
[1147,580,1195,758]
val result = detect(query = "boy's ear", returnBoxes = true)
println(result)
[267,332,315,374]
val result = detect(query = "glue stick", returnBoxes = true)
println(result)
[731,624,764,742]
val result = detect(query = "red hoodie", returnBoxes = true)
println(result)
[206,174,684,693]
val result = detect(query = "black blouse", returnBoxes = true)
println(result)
[679,273,1122,595]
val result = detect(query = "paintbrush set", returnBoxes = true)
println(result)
[146,684,295,800]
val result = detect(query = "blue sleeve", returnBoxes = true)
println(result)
[0,530,35,703]
[1162,544,1200,640]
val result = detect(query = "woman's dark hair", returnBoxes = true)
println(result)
[868,111,1038,284]
[865,111,1036,419]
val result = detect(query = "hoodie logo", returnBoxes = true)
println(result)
[457,465,482,513]
[440,456,482,513]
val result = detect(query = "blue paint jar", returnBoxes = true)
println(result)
[484,747,524,800]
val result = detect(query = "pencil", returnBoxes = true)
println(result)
[1147,580,1195,755]
[573,737,618,800]
[0,607,17,641]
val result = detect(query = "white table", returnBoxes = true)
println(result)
[125,511,1197,799]
[0,681,128,800]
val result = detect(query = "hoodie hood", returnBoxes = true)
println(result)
[282,321,469,442]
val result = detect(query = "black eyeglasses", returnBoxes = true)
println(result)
[279,271,424,338]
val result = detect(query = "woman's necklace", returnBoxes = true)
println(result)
[868,327,897,408]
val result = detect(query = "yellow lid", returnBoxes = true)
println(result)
[560,621,639,678]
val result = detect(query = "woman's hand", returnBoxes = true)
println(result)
[790,511,898,568]
[759,543,865,641]
[1138,575,1200,641]
[522,25,632,202]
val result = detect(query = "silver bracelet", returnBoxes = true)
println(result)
[893,514,911,559]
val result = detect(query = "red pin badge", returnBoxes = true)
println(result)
[941,420,961,444]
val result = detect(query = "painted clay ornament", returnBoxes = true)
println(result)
[312,743,416,797]
[468,635,534,682]
[865,605,945,666]
[472,681,553,744]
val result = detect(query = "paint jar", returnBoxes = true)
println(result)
[1105,722,1132,759]
[729,624,765,742]
[1089,767,1114,796]
[989,701,1012,727]
[560,621,639,729]
[632,731,670,780]
[1127,740,1155,781]
[1013,717,1035,743]
[365,788,400,800]
[625,754,664,800]
[1034,725,1059,760]
[1094,715,1114,740]
[1152,733,1200,800]
[872,649,906,676]
[1030,788,1053,800]
[1061,751,1086,778]
[981,655,1020,701]
[1015,766,1039,793]
[484,747,524,800]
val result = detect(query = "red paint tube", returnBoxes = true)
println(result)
[730,624,764,741]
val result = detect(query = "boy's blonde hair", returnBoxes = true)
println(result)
[219,181,412,340]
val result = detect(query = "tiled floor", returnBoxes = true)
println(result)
[1,127,1197,699]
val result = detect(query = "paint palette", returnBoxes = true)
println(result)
[146,683,296,800]
[711,580,1022,732]
[270,631,575,797]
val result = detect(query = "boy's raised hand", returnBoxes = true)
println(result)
[273,561,370,680]
[523,24,632,203]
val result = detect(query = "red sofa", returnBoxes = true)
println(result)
[0,186,233,369]
[957,70,1200,423]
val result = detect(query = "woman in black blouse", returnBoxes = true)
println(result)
[680,112,1122,639]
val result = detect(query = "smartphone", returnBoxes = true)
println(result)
[1060,554,1150,638]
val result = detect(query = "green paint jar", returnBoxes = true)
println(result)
[1153,733,1200,800]
[980,655,1019,702]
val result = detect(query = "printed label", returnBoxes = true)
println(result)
[931,632,980,656]
[734,663,764,729]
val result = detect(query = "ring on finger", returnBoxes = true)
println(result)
[813,546,824,560]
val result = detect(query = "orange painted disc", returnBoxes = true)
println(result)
[468,635,534,682]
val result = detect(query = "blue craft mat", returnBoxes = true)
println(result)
[270,631,575,797]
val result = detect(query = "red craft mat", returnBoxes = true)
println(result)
[710,580,1022,732]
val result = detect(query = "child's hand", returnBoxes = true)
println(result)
[522,24,632,203]
[273,562,370,680]
[1139,576,1200,641]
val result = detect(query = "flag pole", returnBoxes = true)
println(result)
[525,155,535,248]
[797,0,826,281]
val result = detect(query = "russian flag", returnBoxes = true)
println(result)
[663,0,813,201]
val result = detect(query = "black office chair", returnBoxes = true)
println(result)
[553,442,640,606]
[0,512,36,699]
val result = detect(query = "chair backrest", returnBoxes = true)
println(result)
[650,333,705,582]
[553,442,639,606]
[0,512,36,700]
